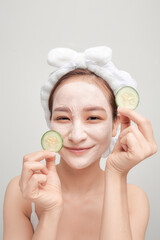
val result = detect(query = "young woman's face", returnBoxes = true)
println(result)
[50,77,115,169]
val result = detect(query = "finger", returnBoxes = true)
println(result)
[23,150,55,163]
[118,107,154,142]
[113,125,143,153]
[21,162,48,191]
[45,152,56,171]
[120,132,138,154]
[119,113,131,132]
[24,174,47,200]
[119,125,146,144]
[120,141,128,152]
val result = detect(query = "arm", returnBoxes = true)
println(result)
[4,150,64,240]
[99,171,132,240]
[32,208,63,240]
[3,176,34,240]
[99,173,150,240]
[3,176,63,240]
[99,107,157,240]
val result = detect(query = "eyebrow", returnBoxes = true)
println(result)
[53,106,106,112]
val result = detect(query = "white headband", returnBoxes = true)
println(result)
[40,46,137,158]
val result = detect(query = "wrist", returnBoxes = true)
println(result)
[42,204,63,216]
[40,207,63,225]
[40,200,63,217]
[105,166,128,194]
[105,165,128,178]
[33,205,63,239]
[105,169,128,186]
[105,157,129,177]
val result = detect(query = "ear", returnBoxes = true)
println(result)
[112,115,120,137]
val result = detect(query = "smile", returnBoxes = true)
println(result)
[64,146,94,154]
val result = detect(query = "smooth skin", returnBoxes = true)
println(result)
[3,78,157,240]
[100,107,157,240]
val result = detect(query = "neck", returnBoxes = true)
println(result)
[56,157,105,197]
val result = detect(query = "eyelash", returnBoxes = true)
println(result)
[88,117,101,120]
[55,116,101,121]
[56,117,69,120]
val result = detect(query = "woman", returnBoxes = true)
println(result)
[3,46,157,240]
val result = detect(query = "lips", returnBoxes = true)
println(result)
[64,146,94,154]
[65,146,93,150]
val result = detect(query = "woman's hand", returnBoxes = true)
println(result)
[19,150,63,213]
[106,107,157,175]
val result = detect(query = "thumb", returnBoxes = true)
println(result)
[46,152,56,171]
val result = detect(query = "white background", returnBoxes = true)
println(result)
[1,0,160,239]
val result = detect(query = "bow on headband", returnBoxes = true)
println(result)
[46,46,137,96]
[47,46,112,69]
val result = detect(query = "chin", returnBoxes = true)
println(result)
[59,153,101,170]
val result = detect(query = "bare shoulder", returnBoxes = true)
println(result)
[5,175,21,194]
[3,175,33,239]
[4,175,32,218]
[4,175,22,203]
[127,184,150,239]
[127,184,149,212]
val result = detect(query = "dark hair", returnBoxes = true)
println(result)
[48,68,117,121]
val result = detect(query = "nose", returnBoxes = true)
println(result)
[68,120,87,144]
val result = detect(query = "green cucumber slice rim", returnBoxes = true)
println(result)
[115,86,140,110]
[41,130,63,152]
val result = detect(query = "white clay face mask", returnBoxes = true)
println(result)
[50,79,113,169]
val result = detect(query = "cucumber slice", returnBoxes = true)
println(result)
[115,86,139,110]
[41,130,63,152]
